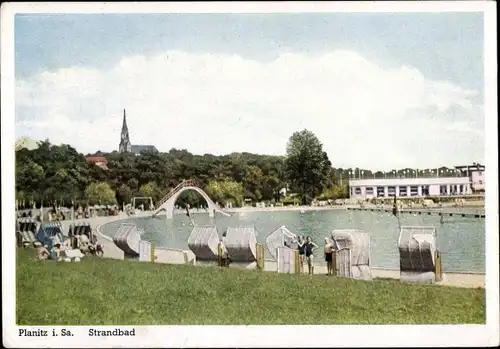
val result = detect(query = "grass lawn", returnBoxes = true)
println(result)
[16,248,485,325]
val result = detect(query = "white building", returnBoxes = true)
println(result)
[471,171,485,191]
[348,177,472,199]
[455,163,485,192]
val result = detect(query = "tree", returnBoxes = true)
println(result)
[284,130,331,205]
[138,182,156,198]
[17,139,454,208]
[205,180,244,207]
[127,178,139,193]
[261,175,281,202]
[333,183,349,199]
[85,182,117,205]
[137,182,164,204]
[320,183,349,200]
[15,141,91,205]
[242,165,264,201]
[116,184,132,206]
[15,158,45,200]
[176,190,205,209]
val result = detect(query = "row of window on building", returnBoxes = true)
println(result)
[352,184,468,197]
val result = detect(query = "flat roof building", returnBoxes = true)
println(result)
[454,163,485,172]
[455,163,485,192]
[348,177,471,199]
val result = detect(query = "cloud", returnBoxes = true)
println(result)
[15,49,484,170]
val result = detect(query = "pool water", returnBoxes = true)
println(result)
[100,209,485,273]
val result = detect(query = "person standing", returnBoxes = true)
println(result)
[219,232,230,267]
[304,236,318,275]
[296,235,305,273]
[324,238,335,276]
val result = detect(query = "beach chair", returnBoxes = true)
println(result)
[187,225,220,261]
[224,226,259,263]
[27,231,38,245]
[331,229,372,280]
[19,231,31,247]
[276,246,297,274]
[398,226,438,284]
[265,225,297,262]
[113,223,141,256]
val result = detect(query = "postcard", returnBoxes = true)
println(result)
[2,1,498,348]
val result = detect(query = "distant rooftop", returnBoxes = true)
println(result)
[85,156,108,170]
[85,156,108,163]
[131,145,158,155]
[455,163,484,170]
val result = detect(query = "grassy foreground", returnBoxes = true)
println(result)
[16,248,485,325]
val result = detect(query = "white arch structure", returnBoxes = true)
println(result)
[152,180,230,219]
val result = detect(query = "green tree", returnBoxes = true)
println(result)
[176,191,205,209]
[261,175,281,202]
[85,182,117,205]
[138,182,156,198]
[127,178,139,193]
[333,183,349,199]
[321,183,349,199]
[18,139,454,209]
[205,180,244,207]
[284,130,331,205]
[137,182,164,205]
[15,158,45,200]
[242,165,264,201]
[15,141,91,205]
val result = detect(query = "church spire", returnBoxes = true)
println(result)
[119,109,132,153]
[122,108,128,130]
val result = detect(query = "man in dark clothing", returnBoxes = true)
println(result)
[304,236,319,275]
[296,235,305,273]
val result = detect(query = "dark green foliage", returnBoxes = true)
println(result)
[16,141,91,205]
[284,130,332,205]
[15,138,462,207]
[15,141,287,207]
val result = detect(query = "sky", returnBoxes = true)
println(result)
[14,12,485,170]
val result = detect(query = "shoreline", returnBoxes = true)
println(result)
[189,201,485,215]
[17,199,484,219]
[88,213,485,289]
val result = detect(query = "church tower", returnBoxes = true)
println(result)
[118,109,132,153]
